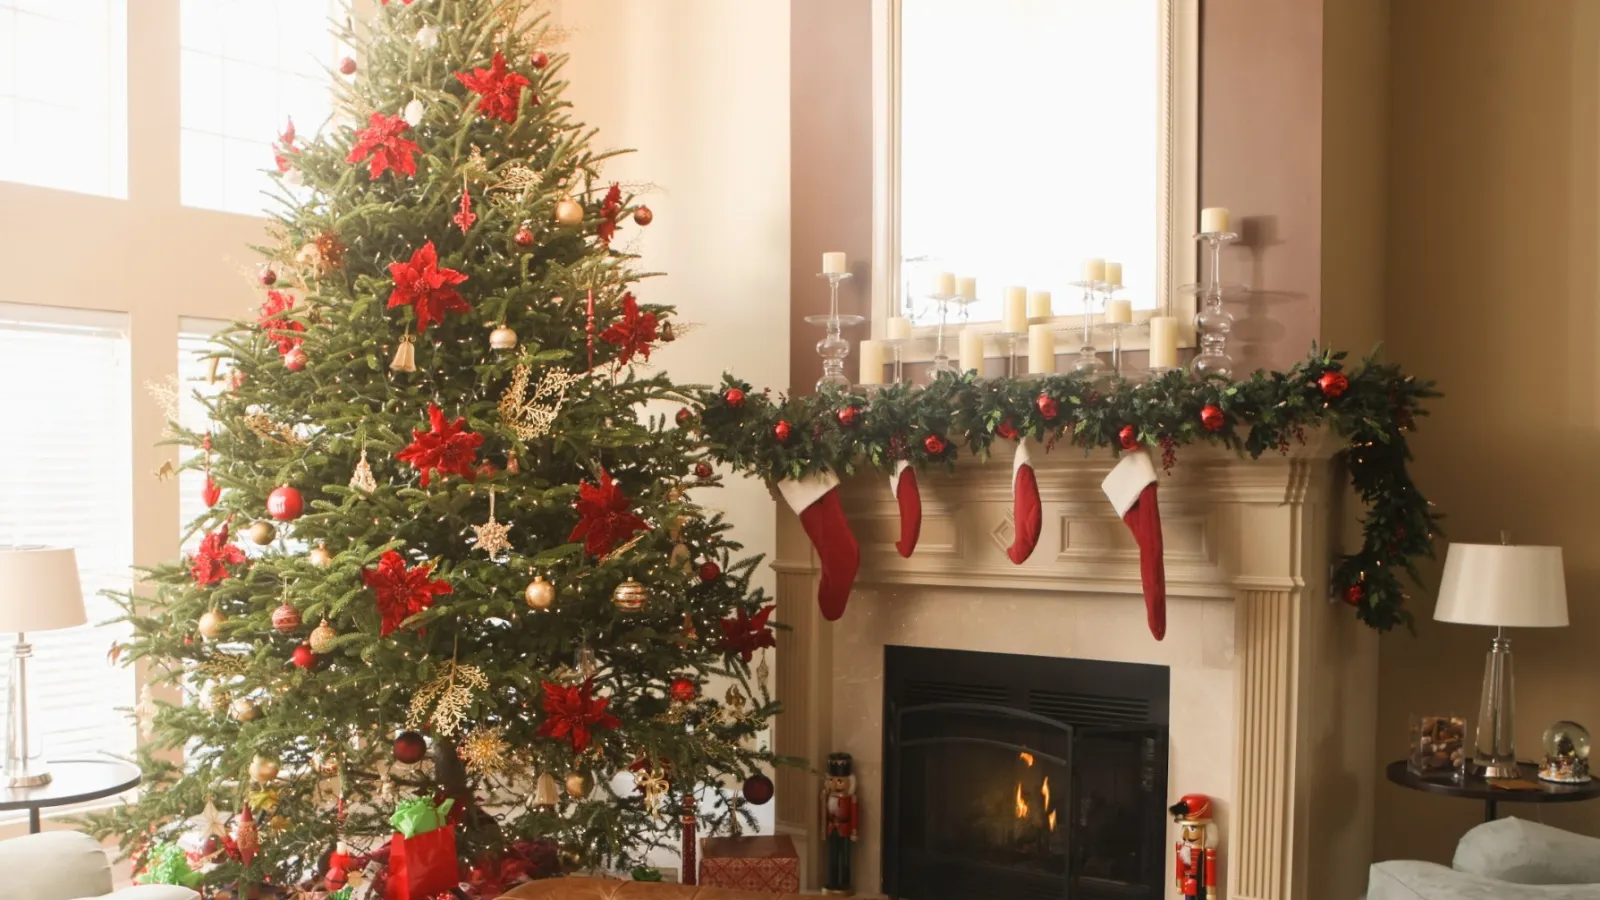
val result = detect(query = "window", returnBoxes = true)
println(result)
[879,0,1198,327]
[179,0,337,215]
[178,319,228,552]
[0,303,135,761]
[0,0,128,198]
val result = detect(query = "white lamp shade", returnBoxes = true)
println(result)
[0,546,88,633]
[1434,543,1568,628]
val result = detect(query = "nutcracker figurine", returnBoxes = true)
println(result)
[1170,793,1219,900]
[822,752,858,895]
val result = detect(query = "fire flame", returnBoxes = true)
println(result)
[1049,809,1058,831]
[1019,751,1034,767]
[1015,783,1028,819]
[1014,752,1055,829]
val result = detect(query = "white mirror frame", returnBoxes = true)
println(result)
[869,0,1201,354]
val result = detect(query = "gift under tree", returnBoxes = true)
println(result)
[88,1,782,894]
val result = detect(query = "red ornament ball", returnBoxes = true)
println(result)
[676,407,695,427]
[923,433,947,456]
[267,485,304,521]
[1036,393,1059,420]
[836,405,862,428]
[283,347,308,372]
[773,420,793,444]
[514,226,535,247]
[1318,371,1349,399]
[1200,404,1225,432]
[669,677,697,703]
[724,387,746,409]
[530,50,550,69]
[633,205,654,226]
[271,602,302,634]
[290,644,316,670]
[1118,425,1140,450]
[393,731,428,764]
[742,772,775,805]
[699,561,721,583]
[694,462,713,479]
[258,267,277,286]
[997,420,1019,441]
[1344,583,1365,606]
[338,56,357,75]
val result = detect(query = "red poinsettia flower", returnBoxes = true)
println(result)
[596,183,623,247]
[718,604,777,662]
[396,403,484,487]
[456,51,533,123]
[387,241,470,333]
[346,112,420,180]
[361,549,452,636]
[190,523,247,585]
[598,293,659,366]
[568,469,649,557]
[538,678,620,753]
[257,290,305,355]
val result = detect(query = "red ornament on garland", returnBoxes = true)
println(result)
[669,678,697,703]
[393,731,428,764]
[1036,394,1059,420]
[530,50,550,69]
[1200,404,1225,432]
[267,485,304,521]
[1119,425,1140,450]
[290,644,316,670]
[258,267,277,286]
[773,420,794,444]
[676,408,695,427]
[338,57,357,75]
[724,387,746,408]
[923,434,947,456]
[1344,583,1365,606]
[514,225,535,247]
[997,420,1019,441]
[1318,371,1349,399]
[283,346,308,372]
[633,205,654,226]
[698,561,721,583]
[742,772,775,805]
[836,405,862,428]
[271,602,302,633]
[694,462,713,479]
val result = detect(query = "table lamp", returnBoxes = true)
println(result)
[0,546,87,787]
[1434,536,1568,779]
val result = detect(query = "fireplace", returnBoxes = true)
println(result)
[882,646,1169,900]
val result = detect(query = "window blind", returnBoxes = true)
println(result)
[0,302,135,761]
[178,319,228,553]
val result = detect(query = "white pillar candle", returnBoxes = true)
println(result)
[933,271,957,296]
[1028,291,1052,319]
[1148,316,1179,368]
[958,328,985,374]
[1200,207,1231,234]
[886,316,913,341]
[1103,261,1123,288]
[1082,258,1106,283]
[857,339,886,385]
[956,276,977,299]
[1105,298,1133,324]
[822,251,847,274]
[1002,286,1029,334]
[1028,324,1056,375]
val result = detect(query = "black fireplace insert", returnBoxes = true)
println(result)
[883,646,1169,900]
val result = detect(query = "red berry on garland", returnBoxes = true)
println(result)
[1318,371,1349,399]
[271,602,302,634]
[530,50,550,69]
[393,731,427,764]
[837,405,862,428]
[742,772,775,805]
[1200,404,1225,432]
[699,561,721,583]
[259,267,277,286]
[923,433,947,456]
[669,677,697,703]
[1119,425,1139,450]
[267,485,304,521]
[633,205,654,226]
[1036,393,1059,420]
[694,462,713,479]
[339,57,357,75]
[290,644,316,670]
[997,420,1019,441]
[514,225,535,247]
[1344,583,1364,606]
[724,387,746,408]
[773,420,793,444]
[284,346,308,372]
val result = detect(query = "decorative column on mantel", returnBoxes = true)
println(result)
[769,432,1378,900]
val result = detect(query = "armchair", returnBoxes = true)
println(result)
[0,830,199,900]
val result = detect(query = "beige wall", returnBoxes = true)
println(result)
[1378,0,1600,862]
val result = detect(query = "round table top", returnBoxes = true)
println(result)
[1386,759,1600,805]
[0,758,141,812]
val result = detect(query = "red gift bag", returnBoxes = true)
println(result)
[384,826,460,900]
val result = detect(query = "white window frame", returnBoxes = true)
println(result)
[869,0,1200,355]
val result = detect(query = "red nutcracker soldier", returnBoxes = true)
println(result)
[822,752,858,895]
[1170,793,1220,900]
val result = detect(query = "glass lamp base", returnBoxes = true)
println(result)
[1471,635,1518,780]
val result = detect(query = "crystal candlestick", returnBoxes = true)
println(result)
[806,271,864,392]
[1188,230,1245,380]
[1102,321,1134,378]
[1067,281,1108,377]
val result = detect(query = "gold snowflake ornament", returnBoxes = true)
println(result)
[459,725,512,777]
[500,364,582,440]
[408,661,489,735]
[472,489,512,556]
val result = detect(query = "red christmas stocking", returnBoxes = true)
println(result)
[778,471,860,621]
[891,461,921,558]
[1007,440,1042,565]
[1102,451,1166,641]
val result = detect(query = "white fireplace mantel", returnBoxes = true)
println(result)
[769,433,1379,900]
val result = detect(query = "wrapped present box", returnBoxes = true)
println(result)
[699,835,800,894]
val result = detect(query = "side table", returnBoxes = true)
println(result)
[0,758,141,833]
[1385,759,1600,822]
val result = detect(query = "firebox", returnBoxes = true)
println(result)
[882,646,1169,900]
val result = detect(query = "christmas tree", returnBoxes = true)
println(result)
[89,1,780,892]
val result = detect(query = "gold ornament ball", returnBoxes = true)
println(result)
[198,609,227,640]
[207,688,231,715]
[249,755,280,782]
[555,198,584,226]
[489,325,519,350]
[308,619,338,654]
[611,578,649,612]
[565,771,591,798]
[525,576,556,611]
[308,545,333,567]
[230,697,260,721]
[247,521,277,545]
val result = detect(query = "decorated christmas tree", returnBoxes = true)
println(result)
[89,1,781,893]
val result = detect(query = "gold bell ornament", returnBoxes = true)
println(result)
[532,772,562,807]
[390,335,417,373]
